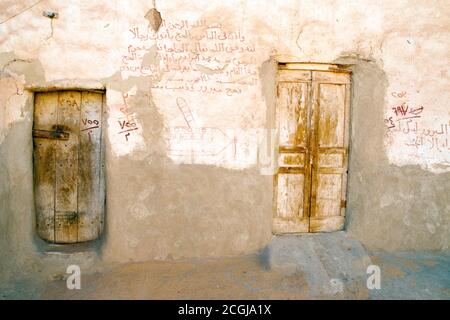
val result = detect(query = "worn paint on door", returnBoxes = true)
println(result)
[33,91,105,243]
[274,66,351,233]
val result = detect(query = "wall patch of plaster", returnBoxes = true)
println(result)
[107,87,146,157]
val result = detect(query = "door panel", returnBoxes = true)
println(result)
[274,67,350,233]
[55,91,81,243]
[318,153,343,168]
[315,173,342,216]
[317,84,346,148]
[273,79,311,233]
[310,77,350,232]
[34,92,58,242]
[273,172,309,233]
[276,173,304,218]
[33,90,105,243]
[78,92,104,241]
[277,82,309,147]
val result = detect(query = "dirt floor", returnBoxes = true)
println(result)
[1,234,449,299]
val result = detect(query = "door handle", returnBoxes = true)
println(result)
[32,129,70,140]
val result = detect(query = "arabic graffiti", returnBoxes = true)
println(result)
[384,103,424,129]
[116,92,140,142]
[388,120,449,151]
[385,91,450,153]
[121,20,258,96]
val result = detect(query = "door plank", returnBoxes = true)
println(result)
[33,92,58,242]
[77,91,103,241]
[277,70,311,82]
[98,95,106,236]
[55,91,81,243]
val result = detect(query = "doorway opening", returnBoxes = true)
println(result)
[273,63,351,233]
[33,90,106,243]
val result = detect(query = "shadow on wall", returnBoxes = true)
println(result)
[100,88,274,262]
[0,52,43,282]
[339,57,450,251]
[0,51,274,282]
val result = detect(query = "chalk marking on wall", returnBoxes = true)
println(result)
[176,97,195,129]
[107,88,145,156]
[384,90,450,172]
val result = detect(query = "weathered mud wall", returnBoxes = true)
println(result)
[343,60,450,250]
[0,0,449,278]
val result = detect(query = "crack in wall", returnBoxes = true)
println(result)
[45,16,54,41]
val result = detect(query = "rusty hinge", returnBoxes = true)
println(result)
[340,200,347,208]
[32,129,69,140]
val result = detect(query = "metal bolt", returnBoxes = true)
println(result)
[43,11,58,19]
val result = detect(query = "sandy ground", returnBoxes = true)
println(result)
[1,234,449,299]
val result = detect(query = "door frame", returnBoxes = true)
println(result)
[273,62,352,234]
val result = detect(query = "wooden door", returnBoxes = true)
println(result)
[309,71,351,232]
[273,70,312,233]
[33,90,105,243]
[274,67,351,233]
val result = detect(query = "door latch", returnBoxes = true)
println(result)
[32,128,69,140]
